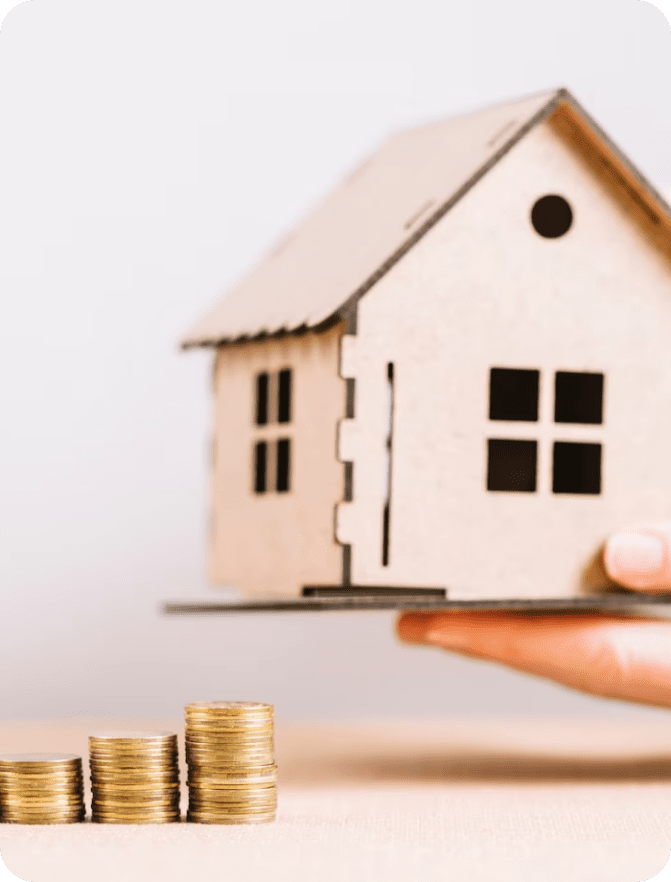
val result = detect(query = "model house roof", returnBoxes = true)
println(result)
[182,88,671,348]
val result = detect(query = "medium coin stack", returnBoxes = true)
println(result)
[0,754,85,824]
[89,732,180,824]
[185,702,276,824]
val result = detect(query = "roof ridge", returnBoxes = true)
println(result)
[182,87,671,349]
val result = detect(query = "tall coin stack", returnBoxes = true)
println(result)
[185,702,276,824]
[0,754,85,824]
[89,732,181,824]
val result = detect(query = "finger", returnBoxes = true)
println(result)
[605,523,671,591]
[397,611,671,708]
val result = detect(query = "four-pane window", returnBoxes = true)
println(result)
[253,369,293,494]
[487,367,604,495]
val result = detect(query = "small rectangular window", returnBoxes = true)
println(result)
[489,368,539,422]
[487,438,537,492]
[276,438,291,492]
[253,441,268,493]
[552,442,601,495]
[255,372,269,425]
[277,369,292,423]
[554,371,604,425]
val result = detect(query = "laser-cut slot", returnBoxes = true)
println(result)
[343,461,353,502]
[382,362,395,566]
[345,378,355,419]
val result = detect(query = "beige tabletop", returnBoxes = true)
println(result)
[1,717,671,881]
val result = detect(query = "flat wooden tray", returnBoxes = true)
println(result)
[163,591,671,614]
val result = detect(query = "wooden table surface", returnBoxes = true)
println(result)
[1,717,671,881]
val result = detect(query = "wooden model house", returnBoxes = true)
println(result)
[181,88,671,605]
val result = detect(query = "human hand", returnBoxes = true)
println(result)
[397,524,671,708]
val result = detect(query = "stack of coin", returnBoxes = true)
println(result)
[185,701,276,824]
[89,732,180,824]
[0,754,85,824]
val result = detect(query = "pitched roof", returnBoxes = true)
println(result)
[182,88,671,348]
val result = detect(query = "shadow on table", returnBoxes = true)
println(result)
[277,741,671,786]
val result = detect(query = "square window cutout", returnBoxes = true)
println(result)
[487,439,537,492]
[555,372,603,424]
[553,442,601,495]
[489,368,539,422]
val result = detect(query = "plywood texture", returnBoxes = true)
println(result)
[336,120,671,599]
[181,89,671,349]
[186,89,671,602]
[210,323,345,597]
[182,90,560,345]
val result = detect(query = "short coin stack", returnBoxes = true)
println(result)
[185,702,276,824]
[89,732,180,824]
[0,754,85,824]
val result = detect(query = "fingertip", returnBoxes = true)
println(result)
[396,612,435,643]
[604,530,668,590]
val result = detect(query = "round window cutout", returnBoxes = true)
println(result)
[531,195,573,238]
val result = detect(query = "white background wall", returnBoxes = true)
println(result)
[1,0,671,722]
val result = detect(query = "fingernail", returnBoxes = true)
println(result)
[605,533,665,581]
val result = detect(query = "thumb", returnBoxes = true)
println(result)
[604,523,671,592]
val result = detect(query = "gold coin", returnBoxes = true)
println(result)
[185,738,272,750]
[89,731,177,742]
[2,808,85,824]
[185,752,273,762]
[186,725,272,733]
[185,748,273,759]
[186,701,272,712]
[2,793,83,803]
[89,748,177,757]
[90,762,176,772]
[186,714,272,722]
[186,774,275,787]
[0,784,83,795]
[186,758,275,769]
[92,804,181,814]
[0,753,82,773]
[0,767,82,778]
[91,800,180,810]
[92,816,179,825]
[185,741,272,752]
[188,804,276,817]
[90,760,177,770]
[91,805,180,816]
[188,793,276,807]
[89,743,177,750]
[188,789,276,801]
[186,764,275,778]
[187,811,275,825]
[91,778,179,792]
[92,794,180,806]
[91,812,181,824]
[91,771,176,780]
[185,725,271,732]
[0,754,81,766]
